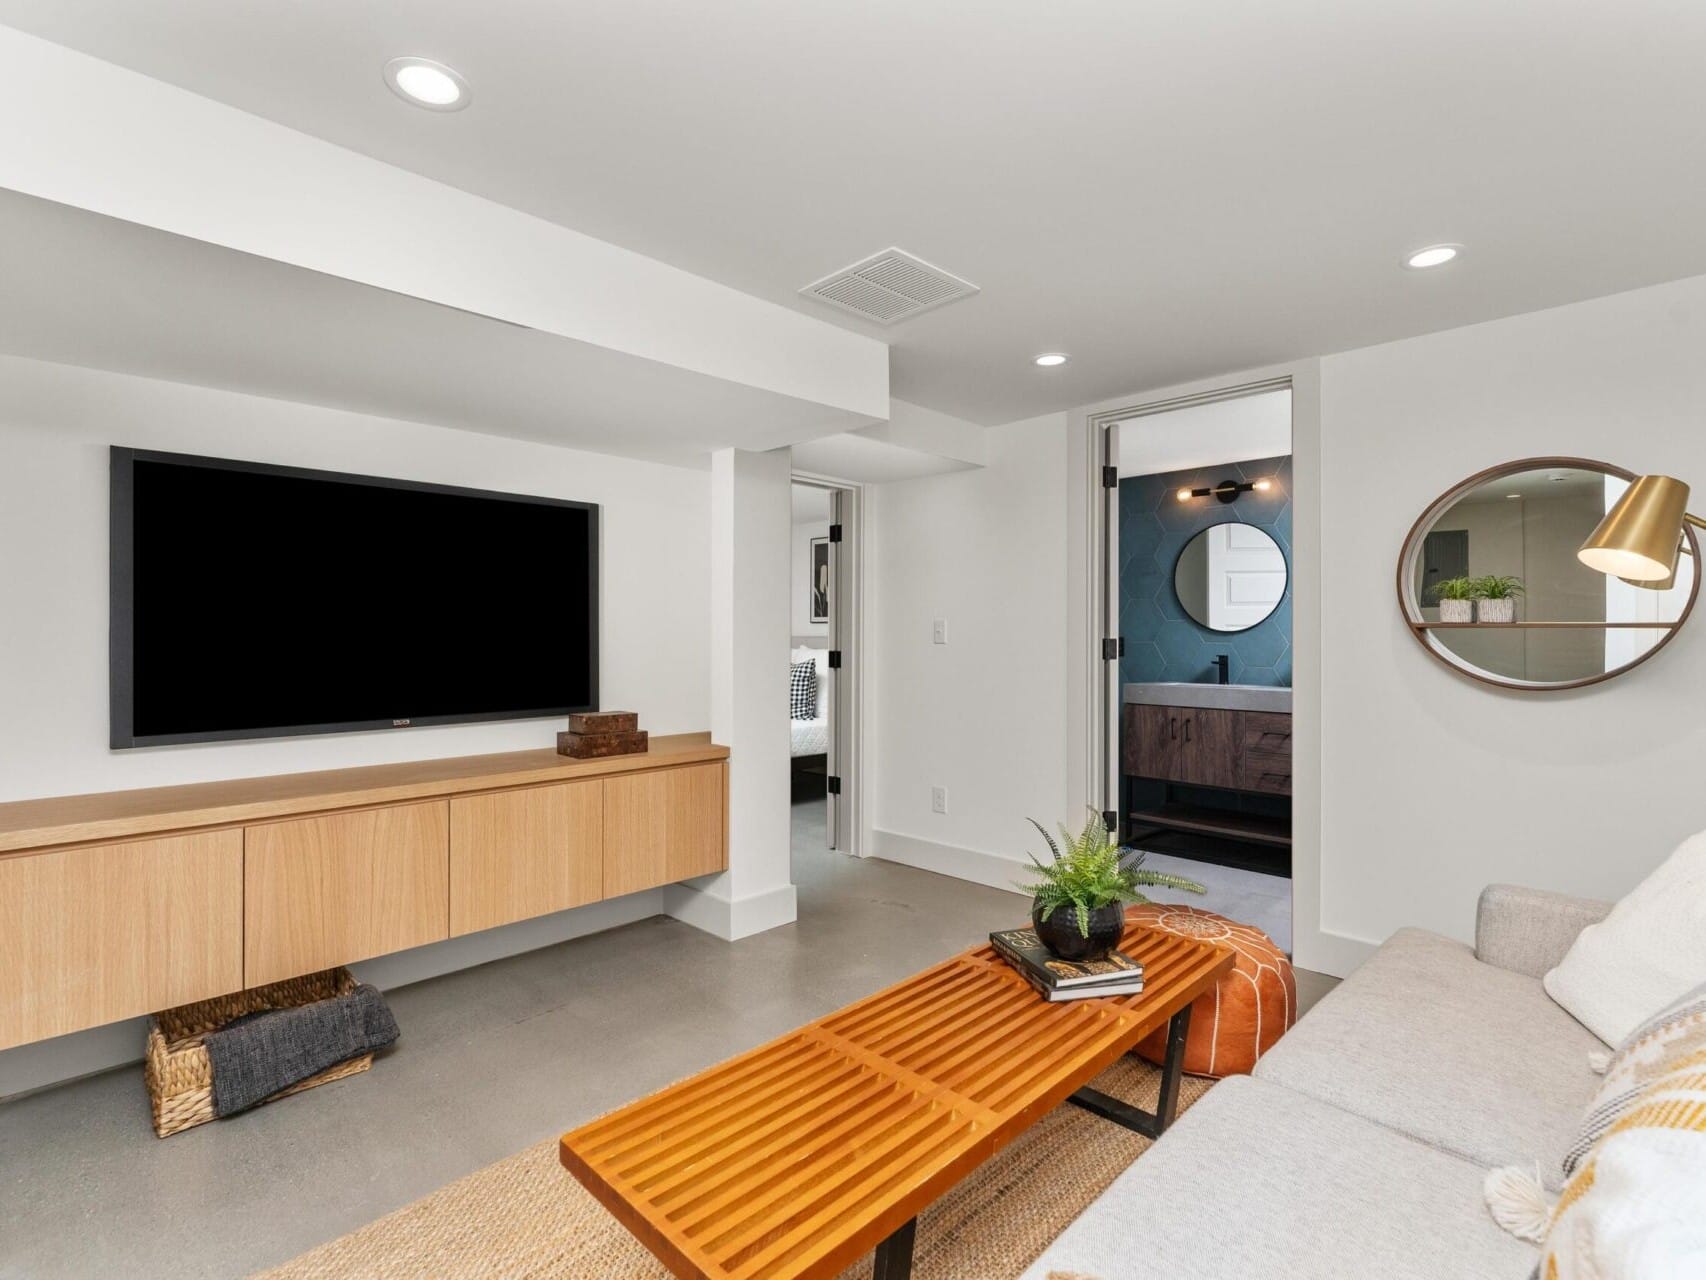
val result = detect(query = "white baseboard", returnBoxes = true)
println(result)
[664,880,798,940]
[870,829,1031,897]
[0,889,666,1103]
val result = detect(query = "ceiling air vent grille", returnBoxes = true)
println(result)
[800,248,979,325]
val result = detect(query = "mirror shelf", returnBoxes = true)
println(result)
[1410,620,1680,630]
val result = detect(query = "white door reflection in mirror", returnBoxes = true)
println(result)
[1175,522,1287,633]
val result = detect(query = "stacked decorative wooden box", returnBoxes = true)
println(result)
[556,710,648,759]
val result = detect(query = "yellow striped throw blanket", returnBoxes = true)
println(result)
[1486,981,1706,1278]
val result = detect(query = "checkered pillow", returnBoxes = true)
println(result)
[789,661,817,720]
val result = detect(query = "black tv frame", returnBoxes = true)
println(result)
[110,447,600,749]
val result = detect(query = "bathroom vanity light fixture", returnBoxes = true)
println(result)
[384,57,471,110]
[1176,477,1273,504]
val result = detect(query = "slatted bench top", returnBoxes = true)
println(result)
[559,920,1233,1280]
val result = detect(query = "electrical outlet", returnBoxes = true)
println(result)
[931,785,948,814]
[932,618,948,645]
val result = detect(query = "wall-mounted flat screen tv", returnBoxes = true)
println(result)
[110,448,598,748]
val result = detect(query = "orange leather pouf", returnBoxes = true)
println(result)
[1129,904,1296,1078]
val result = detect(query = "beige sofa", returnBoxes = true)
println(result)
[1021,884,1613,1279]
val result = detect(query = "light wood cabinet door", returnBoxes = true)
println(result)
[0,831,243,1051]
[602,763,727,898]
[449,781,603,936]
[245,801,449,986]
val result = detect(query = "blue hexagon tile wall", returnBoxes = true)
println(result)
[1120,455,1292,688]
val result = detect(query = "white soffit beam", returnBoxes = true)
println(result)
[789,398,987,484]
[0,26,889,422]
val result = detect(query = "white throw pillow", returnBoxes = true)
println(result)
[1545,828,1706,1047]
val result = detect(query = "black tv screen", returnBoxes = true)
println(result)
[110,448,598,748]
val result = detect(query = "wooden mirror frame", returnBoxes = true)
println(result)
[1396,456,1701,691]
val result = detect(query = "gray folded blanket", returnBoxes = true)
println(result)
[205,983,399,1118]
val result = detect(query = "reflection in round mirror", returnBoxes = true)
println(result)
[1397,458,1699,690]
[1174,522,1288,633]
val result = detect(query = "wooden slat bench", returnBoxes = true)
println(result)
[560,918,1233,1279]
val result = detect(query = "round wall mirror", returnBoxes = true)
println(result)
[1174,522,1288,633]
[1397,457,1700,690]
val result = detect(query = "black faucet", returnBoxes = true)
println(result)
[1212,654,1230,685]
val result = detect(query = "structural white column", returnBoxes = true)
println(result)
[664,447,797,939]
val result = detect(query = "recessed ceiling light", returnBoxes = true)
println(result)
[384,57,471,111]
[1034,353,1070,367]
[1404,244,1461,270]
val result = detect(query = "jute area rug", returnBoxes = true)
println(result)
[258,1056,1211,1280]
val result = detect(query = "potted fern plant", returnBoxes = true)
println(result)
[1019,811,1206,962]
[1473,574,1524,623]
[1429,576,1476,623]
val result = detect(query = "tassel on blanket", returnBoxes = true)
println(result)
[1483,1164,1553,1243]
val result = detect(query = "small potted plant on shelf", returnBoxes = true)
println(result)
[1429,576,1477,622]
[1473,574,1524,623]
[1019,811,1206,962]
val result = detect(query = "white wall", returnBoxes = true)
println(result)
[1318,272,1706,950]
[867,272,1706,974]
[0,355,710,800]
[792,520,830,638]
[867,413,1071,888]
[0,353,720,1095]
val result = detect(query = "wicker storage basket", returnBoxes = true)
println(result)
[145,967,374,1138]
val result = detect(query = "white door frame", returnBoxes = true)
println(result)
[1066,358,1367,978]
[791,468,868,858]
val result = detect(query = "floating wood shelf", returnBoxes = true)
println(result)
[1411,621,1679,630]
[1128,804,1291,848]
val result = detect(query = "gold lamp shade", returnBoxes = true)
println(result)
[1578,475,1691,582]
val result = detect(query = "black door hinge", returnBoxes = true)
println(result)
[828,523,843,543]
[827,649,842,669]
[1102,465,1119,489]
[1101,637,1124,660]
[826,775,842,795]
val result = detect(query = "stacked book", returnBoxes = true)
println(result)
[989,928,1145,1003]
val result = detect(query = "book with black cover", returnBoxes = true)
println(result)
[989,928,1144,993]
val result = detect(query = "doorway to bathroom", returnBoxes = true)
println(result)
[1100,385,1294,951]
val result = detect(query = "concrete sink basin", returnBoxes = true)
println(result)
[1124,682,1291,713]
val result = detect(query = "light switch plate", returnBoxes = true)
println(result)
[932,618,948,645]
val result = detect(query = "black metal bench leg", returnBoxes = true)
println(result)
[1067,1003,1193,1138]
[872,1217,916,1280]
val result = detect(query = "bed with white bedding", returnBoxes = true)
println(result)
[790,716,828,758]
[790,646,829,796]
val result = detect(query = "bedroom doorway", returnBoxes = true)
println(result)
[789,477,858,868]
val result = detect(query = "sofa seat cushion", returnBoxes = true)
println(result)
[1018,1075,1536,1280]
[1253,927,1601,1187]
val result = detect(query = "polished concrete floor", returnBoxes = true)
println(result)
[1132,849,1293,954]
[0,798,1336,1280]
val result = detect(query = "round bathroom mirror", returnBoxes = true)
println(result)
[1173,522,1289,633]
[1396,457,1699,690]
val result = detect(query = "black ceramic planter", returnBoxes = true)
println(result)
[1032,900,1124,962]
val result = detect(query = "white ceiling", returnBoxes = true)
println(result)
[0,189,866,464]
[1116,389,1291,477]
[4,2,1706,426]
